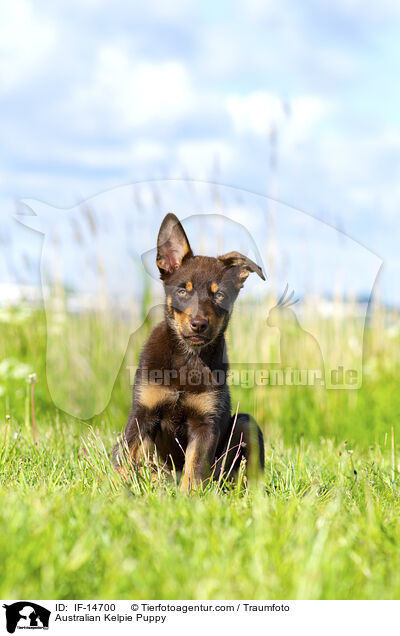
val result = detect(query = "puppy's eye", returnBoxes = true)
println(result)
[177,289,187,297]
[215,291,225,301]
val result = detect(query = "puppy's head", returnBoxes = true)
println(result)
[157,213,265,349]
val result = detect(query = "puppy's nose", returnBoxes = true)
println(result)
[190,317,209,333]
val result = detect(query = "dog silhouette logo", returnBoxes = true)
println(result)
[267,285,325,380]
[15,180,381,403]
[3,602,51,633]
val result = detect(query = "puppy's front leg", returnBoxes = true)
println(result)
[113,406,157,472]
[180,422,218,493]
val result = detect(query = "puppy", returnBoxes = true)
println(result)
[113,213,265,491]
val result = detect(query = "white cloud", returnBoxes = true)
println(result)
[316,0,400,23]
[226,91,328,143]
[226,92,286,136]
[176,140,236,177]
[129,140,166,164]
[288,96,328,140]
[69,44,194,133]
[0,0,56,92]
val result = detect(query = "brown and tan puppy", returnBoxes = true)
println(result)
[113,213,265,491]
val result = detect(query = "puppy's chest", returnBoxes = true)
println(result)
[136,382,218,421]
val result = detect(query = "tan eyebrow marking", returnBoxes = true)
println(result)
[185,281,193,291]
[211,282,219,293]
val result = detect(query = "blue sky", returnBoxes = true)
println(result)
[1,0,399,302]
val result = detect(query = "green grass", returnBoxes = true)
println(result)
[1,306,400,599]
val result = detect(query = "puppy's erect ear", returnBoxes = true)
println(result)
[156,213,193,278]
[218,251,266,288]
